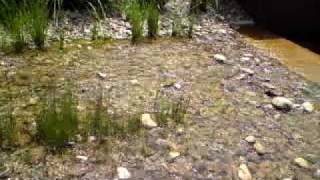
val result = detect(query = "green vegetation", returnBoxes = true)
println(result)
[88,0,107,40]
[146,2,160,39]
[123,0,146,43]
[0,0,49,51]
[188,15,196,38]
[154,92,189,127]
[29,0,50,49]
[36,87,78,151]
[0,103,17,149]
[0,0,28,52]
[87,87,142,142]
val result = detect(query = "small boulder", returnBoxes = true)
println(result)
[272,97,293,111]
[294,157,310,168]
[141,114,157,128]
[302,102,314,113]
[117,167,131,179]
[238,164,252,180]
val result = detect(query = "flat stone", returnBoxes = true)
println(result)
[245,136,256,143]
[241,68,254,75]
[302,102,314,113]
[141,114,157,128]
[261,82,276,90]
[238,164,252,180]
[294,157,310,168]
[272,97,293,111]
[117,167,131,179]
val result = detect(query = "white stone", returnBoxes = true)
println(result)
[141,114,157,128]
[76,155,88,161]
[87,46,93,50]
[245,136,256,143]
[169,151,180,159]
[213,54,227,63]
[302,102,314,113]
[97,72,107,79]
[117,167,131,179]
[272,97,293,110]
[243,53,254,57]
[88,136,96,143]
[254,142,266,154]
[241,68,254,75]
[238,164,252,180]
[240,57,251,62]
[174,83,182,89]
[294,157,310,168]
[130,79,139,85]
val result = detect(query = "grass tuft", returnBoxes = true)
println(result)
[28,0,49,49]
[123,0,146,44]
[0,104,17,149]
[146,1,159,39]
[36,86,78,151]
[154,92,190,127]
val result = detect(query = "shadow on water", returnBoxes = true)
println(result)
[238,25,320,84]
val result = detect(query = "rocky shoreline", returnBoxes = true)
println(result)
[0,0,319,179]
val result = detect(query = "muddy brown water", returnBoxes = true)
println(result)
[238,26,320,84]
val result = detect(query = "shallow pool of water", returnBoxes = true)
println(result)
[238,26,320,83]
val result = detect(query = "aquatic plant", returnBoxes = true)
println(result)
[88,86,142,141]
[0,0,29,52]
[28,0,50,49]
[123,0,146,43]
[0,104,17,149]
[146,1,160,39]
[188,15,196,38]
[36,87,79,151]
[88,0,108,40]
[154,92,190,127]
[0,71,17,149]
[88,86,106,141]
